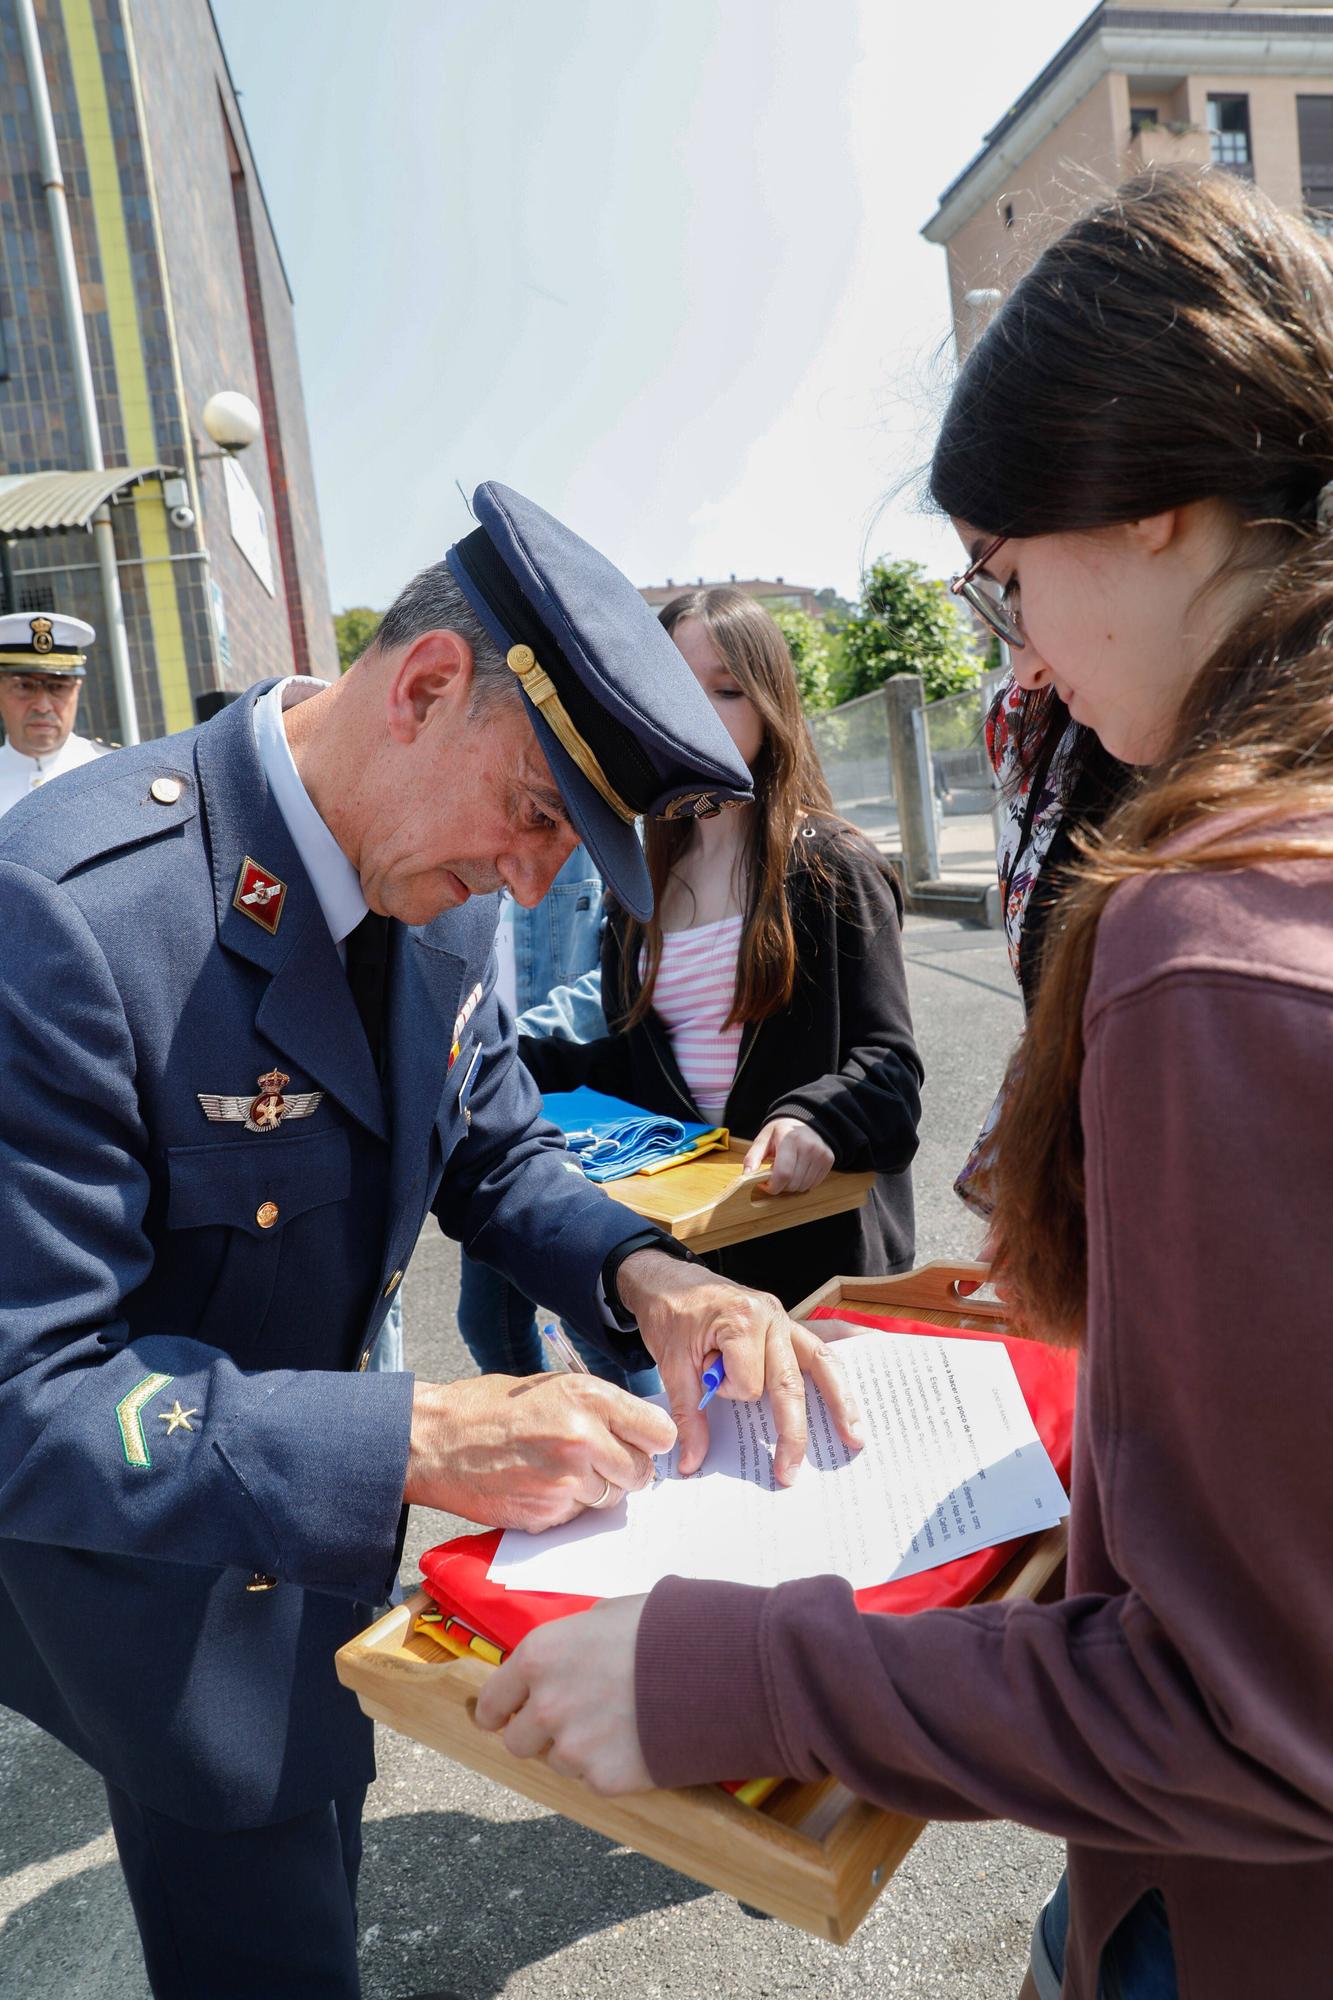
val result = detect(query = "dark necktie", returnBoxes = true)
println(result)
[344,911,389,1071]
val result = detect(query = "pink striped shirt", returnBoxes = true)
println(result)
[645,915,744,1123]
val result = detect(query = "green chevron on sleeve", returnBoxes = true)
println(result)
[116,1372,174,1469]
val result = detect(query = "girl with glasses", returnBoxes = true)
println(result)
[479,168,1333,2000]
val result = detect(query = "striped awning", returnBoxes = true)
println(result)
[0,467,173,538]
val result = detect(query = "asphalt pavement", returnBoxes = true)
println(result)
[0,914,1059,2000]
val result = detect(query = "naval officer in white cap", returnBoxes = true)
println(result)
[0,612,109,815]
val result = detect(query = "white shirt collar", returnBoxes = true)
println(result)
[252,678,367,947]
[1,732,85,779]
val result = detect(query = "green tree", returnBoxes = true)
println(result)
[771,606,840,712]
[813,584,856,626]
[836,557,981,705]
[334,606,382,673]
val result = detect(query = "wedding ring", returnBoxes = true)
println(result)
[589,1476,619,1509]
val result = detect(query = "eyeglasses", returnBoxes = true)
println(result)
[949,536,1025,649]
[2,674,80,699]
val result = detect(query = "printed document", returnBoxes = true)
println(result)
[489,1332,1069,1596]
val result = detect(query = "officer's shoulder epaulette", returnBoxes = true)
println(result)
[0,742,196,883]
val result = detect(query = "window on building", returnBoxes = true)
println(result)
[1298,95,1333,235]
[1207,95,1252,174]
[1130,106,1159,138]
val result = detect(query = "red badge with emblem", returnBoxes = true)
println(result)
[233,855,287,934]
[249,1068,289,1130]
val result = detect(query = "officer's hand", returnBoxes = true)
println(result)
[613,1251,864,1486]
[404,1375,676,1532]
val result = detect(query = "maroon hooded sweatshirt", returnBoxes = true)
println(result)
[637,853,1333,1998]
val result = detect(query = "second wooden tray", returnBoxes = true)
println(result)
[598,1138,875,1252]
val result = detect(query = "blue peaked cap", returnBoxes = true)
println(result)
[445,482,754,920]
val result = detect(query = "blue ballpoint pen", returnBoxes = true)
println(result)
[540,1319,591,1376]
[698,1357,725,1411]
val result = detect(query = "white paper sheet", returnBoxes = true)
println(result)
[489,1332,1068,1596]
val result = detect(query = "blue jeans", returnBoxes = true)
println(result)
[456,1250,661,1396]
[1032,1870,1178,1999]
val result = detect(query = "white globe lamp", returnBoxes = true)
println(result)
[201,391,262,455]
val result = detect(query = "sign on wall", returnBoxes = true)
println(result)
[210,578,231,673]
[223,455,276,597]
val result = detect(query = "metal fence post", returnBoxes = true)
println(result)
[882,674,939,886]
[981,654,1009,858]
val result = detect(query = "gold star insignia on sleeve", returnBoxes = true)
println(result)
[158,1401,199,1436]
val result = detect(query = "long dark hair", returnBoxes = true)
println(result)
[930,167,1333,1341]
[622,588,841,1028]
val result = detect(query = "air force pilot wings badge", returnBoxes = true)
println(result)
[197,1069,324,1134]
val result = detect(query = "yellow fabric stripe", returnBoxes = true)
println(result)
[61,0,193,733]
[116,1371,173,1470]
[413,1618,471,1659]
[635,1127,729,1175]
[734,1776,782,1809]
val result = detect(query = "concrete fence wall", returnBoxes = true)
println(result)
[808,674,1003,924]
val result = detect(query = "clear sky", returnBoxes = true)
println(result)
[210,0,1088,611]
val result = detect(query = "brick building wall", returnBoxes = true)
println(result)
[129,0,336,686]
[0,0,335,744]
[0,0,172,739]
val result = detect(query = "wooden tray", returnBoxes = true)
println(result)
[336,1262,1067,1943]
[597,1138,875,1252]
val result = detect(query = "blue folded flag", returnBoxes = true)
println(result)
[540,1085,716,1183]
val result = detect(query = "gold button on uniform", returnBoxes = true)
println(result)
[150,776,183,804]
[256,1201,279,1229]
[246,1572,277,1592]
[383,1268,403,1299]
[357,1349,371,1372]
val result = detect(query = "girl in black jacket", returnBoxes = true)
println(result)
[522,588,922,1310]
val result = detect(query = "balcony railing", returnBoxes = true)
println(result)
[1125,125,1210,177]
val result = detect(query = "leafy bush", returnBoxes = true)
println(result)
[837,558,981,705]
[771,607,841,712]
[334,606,382,673]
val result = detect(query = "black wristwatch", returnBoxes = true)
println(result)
[600,1228,698,1330]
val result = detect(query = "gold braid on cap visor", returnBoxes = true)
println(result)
[506,644,636,824]
[0,652,86,669]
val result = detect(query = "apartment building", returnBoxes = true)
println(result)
[923,2,1333,353]
[639,577,824,619]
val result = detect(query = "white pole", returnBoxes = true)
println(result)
[16,0,141,744]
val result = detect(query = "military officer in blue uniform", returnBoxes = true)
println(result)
[0,483,863,2000]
